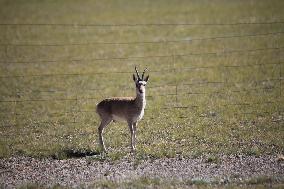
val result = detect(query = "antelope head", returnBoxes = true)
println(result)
[132,66,149,94]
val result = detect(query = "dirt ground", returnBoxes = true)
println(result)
[0,155,283,188]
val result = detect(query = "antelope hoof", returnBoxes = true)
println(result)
[131,147,136,153]
[100,146,107,153]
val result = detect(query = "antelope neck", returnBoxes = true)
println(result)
[135,90,146,109]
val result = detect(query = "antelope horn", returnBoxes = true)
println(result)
[141,68,148,80]
[135,66,141,80]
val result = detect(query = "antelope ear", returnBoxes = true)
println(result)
[144,75,149,82]
[133,74,136,81]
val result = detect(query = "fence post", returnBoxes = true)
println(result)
[14,83,18,127]
[175,84,178,104]
[172,52,178,105]
[222,43,230,121]
[276,34,282,116]
[5,45,12,59]
[5,45,8,59]
[74,95,78,123]
[280,58,282,104]
[280,60,282,98]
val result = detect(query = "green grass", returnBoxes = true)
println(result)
[0,0,283,160]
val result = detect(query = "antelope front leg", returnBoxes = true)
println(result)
[132,122,137,151]
[128,121,137,152]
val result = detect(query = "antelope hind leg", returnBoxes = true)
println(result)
[98,118,112,152]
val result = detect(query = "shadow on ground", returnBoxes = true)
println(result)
[52,149,100,159]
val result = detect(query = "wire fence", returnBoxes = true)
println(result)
[0,21,283,127]
[0,31,283,47]
[1,20,284,27]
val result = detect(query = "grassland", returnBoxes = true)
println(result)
[0,0,283,161]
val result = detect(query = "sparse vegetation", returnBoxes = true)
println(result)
[16,178,284,189]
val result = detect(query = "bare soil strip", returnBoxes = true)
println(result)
[0,155,283,188]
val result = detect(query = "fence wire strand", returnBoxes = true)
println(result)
[0,46,283,66]
[0,21,284,27]
[1,31,283,46]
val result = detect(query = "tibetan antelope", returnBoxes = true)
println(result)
[96,67,149,152]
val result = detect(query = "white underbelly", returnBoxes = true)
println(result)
[112,110,144,122]
[112,114,127,122]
